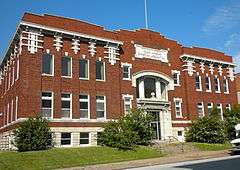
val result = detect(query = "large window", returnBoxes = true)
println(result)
[96,95,106,119]
[174,98,182,118]
[214,77,220,93]
[79,94,89,119]
[80,132,90,145]
[205,75,211,92]
[195,74,202,91]
[79,59,88,79]
[61,93,71,118]
[223,78,229,93]
[172,70,180,86]
[96,61,105,80]
[42,54,53,75]
[61,133,71,145]
[61,57,71,77]
[144,77,156,98]
[41,92,53,118]
[197,102,204,117]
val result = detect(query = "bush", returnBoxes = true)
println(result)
[13,116,52,152]
[185,115,227,144]
[98,108,153,150]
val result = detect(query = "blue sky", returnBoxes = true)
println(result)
[1,0,240,71]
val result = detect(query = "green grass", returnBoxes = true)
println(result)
[192,142,231,151]
[0,146,163,170]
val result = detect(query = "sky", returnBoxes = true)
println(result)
[0,0,240,71]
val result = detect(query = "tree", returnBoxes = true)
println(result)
[98,108,153,149]
[13,116,52,152]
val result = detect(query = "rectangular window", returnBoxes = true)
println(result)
[80,132,90,145]
[41,92,53,118]
[207,102,213,114]
[42,54,53,75]
[15,96,18,120]
[123,95,133,113]
[214,77,220,93]
[122,65,131,80]
[96,95,106,119]
[79,59,89,79]
[197,102,204,117]
[61,57,71,77]
[174,98,182,118]
[217,104,223,120]
[96,61,105,80]
[205,75,211,92]
[223,78,229,93]
[226,104,231,111]
[195,74,202,91]
[61,133,71,145]
[172,70,180,86]
[79,94,89,119]
[61,93,71,118]
[11,99,13,122]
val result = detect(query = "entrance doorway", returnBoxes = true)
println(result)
[148,111,161,140]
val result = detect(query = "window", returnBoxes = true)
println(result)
[121,63,132,80]
[172,70,180,86]
[11,99,14,122]
[96,61,105,80]
[217,104,223,120]
[61,57,71,77]
[223,78,229,93]
[178,131,183,136]
[214,76,220,93]
[41,92,53,118]
[80,132,90,145]
[79,94,89,119]
[174,98,182,118]
[61,93,71,118]
[61,133,71,145]
[96,95,106,119]
[205,75,211,92]
[207,102,213,114]
[195,74,202,91]
[226,104,231,111]
[197,102,204,117]
[15,96,18,120]
[122,94,133,113]
[79,59,89,79]
[144,77,156,98]
[42,54,53,75]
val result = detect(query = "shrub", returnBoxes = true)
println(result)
[13,116,52,152]
[98,108,153,149]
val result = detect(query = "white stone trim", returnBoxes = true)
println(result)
[172,120,191,124]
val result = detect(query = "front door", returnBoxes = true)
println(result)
[148,111,161,140]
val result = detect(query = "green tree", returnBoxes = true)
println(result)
[13,116,52,152]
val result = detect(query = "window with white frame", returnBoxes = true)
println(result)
[61,132,71,145]
[41,92,53,118]
[80,132,90,145]
[217,104,223,120]
[207,102,213,114]
[16,57,19,80]
[225,104,231,111]
[214,76,220,93]
[15,96,18,120]
[172,70,180,86]
[121,63,132,80]
[61,56,72,77]
[11,99,13,122]
[79,59,89,79]
[61,93,71,118]
[79,94,89,119]
[42,54,53,75]
[96,60,105,81]
[122,94,133,113]
[197,102,204,117]
[11,62,15,86]
[96,95,106,119]
[174,98,182,118]
[205,75,211,92]
[223,78,229,93]
[195,74,202,91]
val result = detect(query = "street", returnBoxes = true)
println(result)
[126,155,240,170]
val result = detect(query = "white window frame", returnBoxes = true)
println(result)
[217,103,223,120]
[214,76,221,93]
[96,95,106,120]
[7,103,9,125]
[197,102,205,117]
[8,68,11,90]
[11,99,14,122]
[16,57,19,81]
[15,96,18,121]
[207,102,213,114]
[205,74,211,92]
[195,73,202,91]
[79,59,89,80]
[41,92,54,119]
[61,56,72,78]
[174,98,183,118]
[79,94,90,119]
[11,61,15,86]
[79,132,91,146]
[226,104,231,111]
[61,93,72,119]
[223,77,229,94]
[42,53,54,76]
[60,132,72,147]
[172,70,180,86]
[96,60,106,81]
[121,62,132,81]
[122,94,133,113]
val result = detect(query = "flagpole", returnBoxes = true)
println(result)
[144,0,148,29]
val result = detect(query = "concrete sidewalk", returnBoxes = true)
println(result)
[59,150,231,170]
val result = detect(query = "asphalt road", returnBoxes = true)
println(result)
[126,155,240,170]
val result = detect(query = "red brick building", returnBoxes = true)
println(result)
[0,13,237,149]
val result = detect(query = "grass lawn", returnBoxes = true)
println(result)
[0,146,163,170]
[192,142,232,151]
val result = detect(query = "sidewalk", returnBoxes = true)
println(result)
[59,150,230,170]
